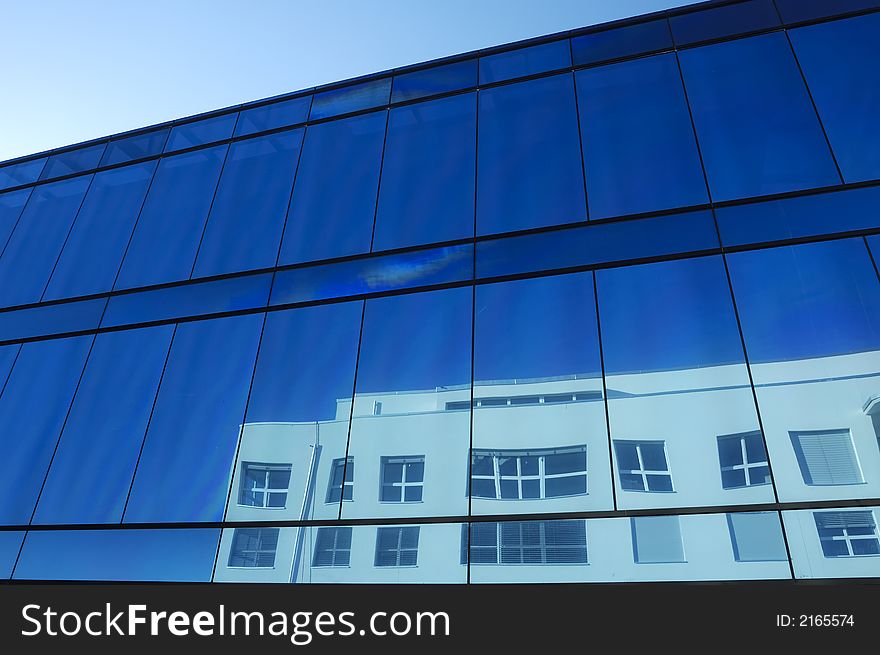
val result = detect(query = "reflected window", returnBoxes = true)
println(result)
[614,441,673,492]
[791,430,863,486]
[727,512,788,562]
[631,516,685,563]
[312,527,352,567]
[375,527,419,567]
[718,432,770,489]
[380,456,425,503]
[228,528,279,568]
[471,447,587,500]
[327,457,354,503]
[469,520,587,564]
[814,511,879,558]
[239,463,292,509]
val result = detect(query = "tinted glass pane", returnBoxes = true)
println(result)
[235,96,311,137]
[576,53,708,219]
[392,60,477,103]
[479,40,570,84]
[0,297,106,343]
[165,113,237,152]
[40,143,106,180]
[632,516,684,563]
[775,0,879,23]
[0,336,92,525]
[374,93,475,250]
[0,189,31,255]
[44,161,157,300]
[193,131,303,277]
[790,13,880,183]
[571,19,672,67]
[115,145,227,290]
[310,78,391,120]
[679,33,839,201]
[0,176,91,308]
[124,314,264,523]
[0,158,46,191]
[279,111,386,265]
[100,129,169,166]
[0,531,24,579]
[670,0,779,46]
[477,74,585,235]
[14,529,219,581]
[32,326,174,524]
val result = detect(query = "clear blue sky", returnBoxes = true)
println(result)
[0,0,690,162]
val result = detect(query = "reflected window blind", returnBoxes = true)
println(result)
[790,430,863,485]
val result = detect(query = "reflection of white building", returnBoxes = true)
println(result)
[214,350,880,583]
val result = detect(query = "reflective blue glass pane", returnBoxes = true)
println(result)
[679,33,839,201]
[0,158,46,191]
[228,302,362,523]
[716,186,880,247]
[0,175,92,308]
[0,335,92,525]
[670,0,779,46]
[279,111,386,265]
[0,531,24,579]
[0,189,31,255]
[310,78,391,120]
[0,344,19,385]
[477,74,585,235]
[775,0,879,23]
[39,143,106,180]
[124,314,263,523]
[234,96,311,137]
[271,243,473,306]
[165,113,237,152]
[571,19,672,67]
[343,287,472,520]
[0,297,106,343]
[479,40,571,85]
[374,94,475,251]
[32,326,174,525]
[102,272,272,328]
[100,128,169,166]
[790,13,880,183]
[194,131,303,278]
[784,507,880,579]
[576,53,708,219]
[115,145,227,290]
[392,60,477,103]
[476,210,718,280]
[14,529,220,581]
[44,162,157,301]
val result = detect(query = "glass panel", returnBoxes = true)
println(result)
[165,113,237,152]
[598,256,769,509]
[0,176,91,308]
[783,507,880,579]
[32,326,174,524]
[479,40,571,85]
[0,157,47,191]
[13,529,220,582]
[472,273,610,515]
[0,189,32,255]
[392,60,477,103]
[727,512,788,562]
[571,19,672,67]
[0,531,24,579]
[100,128,169,166]
[0,335,92,525]
[679,32,839,202]
[477,73,585,235]
[775,0,879,23]
[728,239,880,503]
[632,516,684,563]
[373,93,476,250]
[228,301,362,522]
[193,130,303,277]
[576,53,708,219]
[39,143,106,180]
[279,111,386,265]
[123,314,264,523]
[44,161,157,300]
[670,0,779,46]
[790,13,880,183]
[0,297,106,343]
[234,96,311,137]
[115,145,227,290]
[309,78,392,120]
[343,287,472,520]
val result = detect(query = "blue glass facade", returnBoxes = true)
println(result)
[1,0,879,583]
